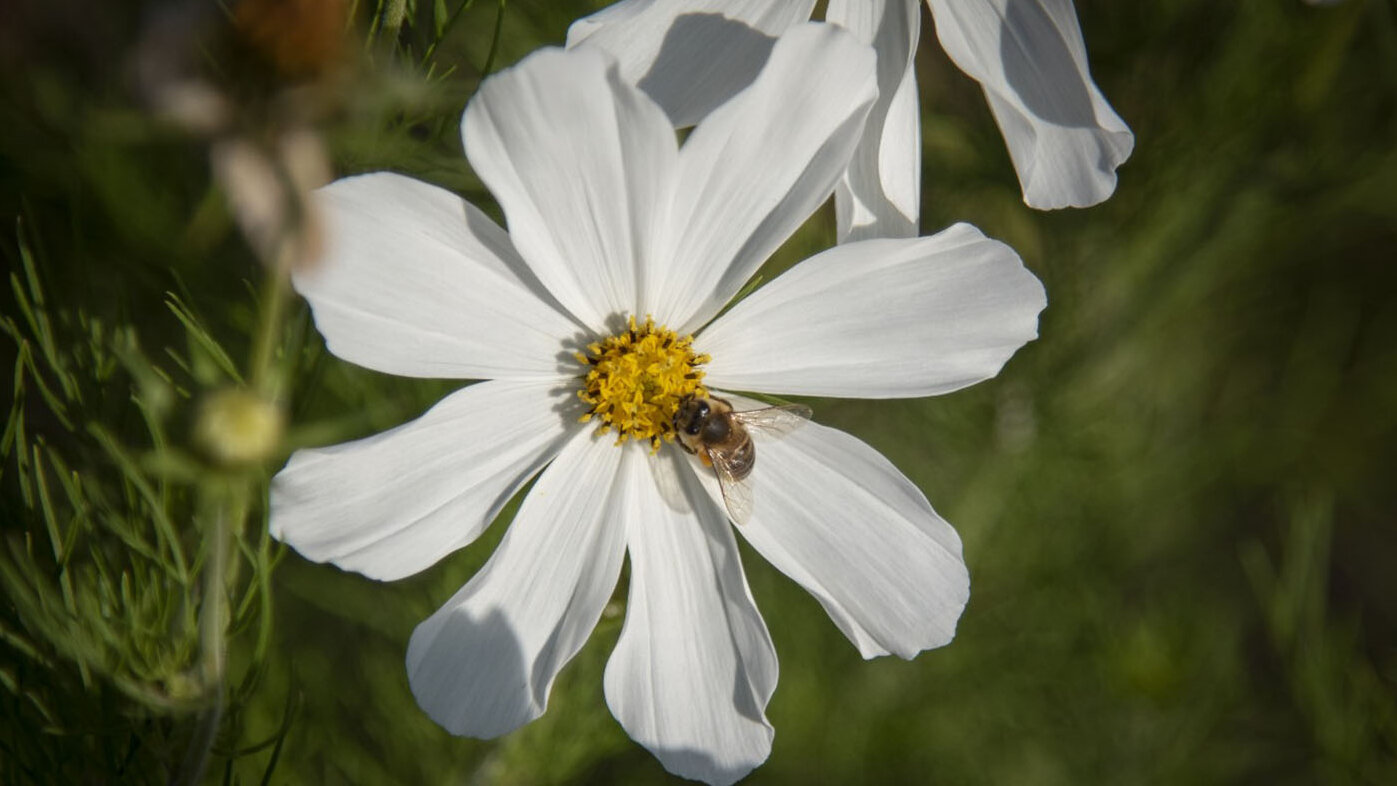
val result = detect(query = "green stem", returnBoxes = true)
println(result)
[201,506,230,689]
[249,261,291,400]
[481,0,507,77]
[178,500,231,785]
[422,0,478,66]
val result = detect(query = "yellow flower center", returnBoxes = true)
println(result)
[576,315,709,450]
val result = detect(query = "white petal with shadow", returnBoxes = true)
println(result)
[700,223,1046,399]
[270,378,575,581]
[566,0,816,127]
[406,430,627,738]
[828,0,922,242]
[463,46,678,330]
[692,398,969,659]
[296,173,581,379]
[927,0,1133,208]
[651,23,878,332]
[605,450,777,786]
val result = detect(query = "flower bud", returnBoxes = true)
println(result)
[196,389,285,466]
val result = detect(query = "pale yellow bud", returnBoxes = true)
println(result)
[196,389,285,466]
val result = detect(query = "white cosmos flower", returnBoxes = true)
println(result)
[567,0,1135,238]
[271,23,1046,786]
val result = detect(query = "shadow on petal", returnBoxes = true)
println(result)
[1000,0,1095,127]
[640,13,777,127]
[650,445,692,515]
[670,449,775,725]
[407,606,532,738]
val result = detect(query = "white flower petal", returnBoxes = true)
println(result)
[406,430,627,738]
[927,0,1133,209]
[690,401,969,659]
[828,0,922,242]
[566,0,816,127]
[700,223,1046,398]
[295,173,581,379]
[606,450,777,786]
[463,46,678,330]
[270,379,574,581]
[652,23,879,332]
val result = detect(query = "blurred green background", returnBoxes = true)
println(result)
[2,0,1396,783]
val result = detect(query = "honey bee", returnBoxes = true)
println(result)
[673,395,811,525]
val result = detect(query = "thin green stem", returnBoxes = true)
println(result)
[248,263,292,400]
[422,0,478,66]
[177,501,230,786]
[482,0,507,77]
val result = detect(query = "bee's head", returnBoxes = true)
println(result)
[674,396,710,435]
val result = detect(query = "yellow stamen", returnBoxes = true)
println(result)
[576,315,709,451]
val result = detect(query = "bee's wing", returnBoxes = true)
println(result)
[708,449,755,526]
[731,404,812,439]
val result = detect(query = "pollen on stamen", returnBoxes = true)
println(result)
[575,315,709,451]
